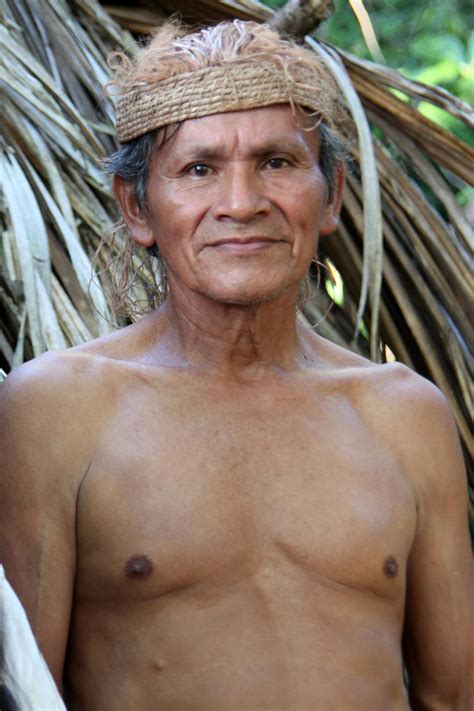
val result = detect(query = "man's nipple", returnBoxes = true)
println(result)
[383,556,398,578]
[125,554,154,579]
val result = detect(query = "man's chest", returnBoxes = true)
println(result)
[74,380,417,604]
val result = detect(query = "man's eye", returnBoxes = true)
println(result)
[265,157,290,170]
[187,163,211,177]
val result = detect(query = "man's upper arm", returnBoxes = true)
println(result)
[399,376,473,708]
[0,356,89,689]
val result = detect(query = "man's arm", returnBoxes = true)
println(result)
[0,355,91,691]
[398,374,473,709]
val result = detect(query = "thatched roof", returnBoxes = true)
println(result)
[0,0,472,495]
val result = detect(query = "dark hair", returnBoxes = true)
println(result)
[104,124,181,211]
[318,122,348,199]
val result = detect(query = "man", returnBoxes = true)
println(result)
[0,19,472,711]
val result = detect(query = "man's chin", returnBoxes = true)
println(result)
[199,283,294,307]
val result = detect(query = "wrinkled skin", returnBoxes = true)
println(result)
[1,106,472,710]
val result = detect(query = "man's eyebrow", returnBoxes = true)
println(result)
[251,140,313,157]
[176,146,223,161]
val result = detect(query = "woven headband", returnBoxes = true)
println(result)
[116,61,332,144]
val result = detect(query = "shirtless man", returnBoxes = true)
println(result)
[0,20,472,711]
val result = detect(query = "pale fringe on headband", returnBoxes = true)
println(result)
[111,20,351,144]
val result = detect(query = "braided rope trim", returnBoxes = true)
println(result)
[116,61,329,143]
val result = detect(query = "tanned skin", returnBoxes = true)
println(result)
[0,106,472,710]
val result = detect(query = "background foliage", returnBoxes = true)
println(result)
[265,0,474,148]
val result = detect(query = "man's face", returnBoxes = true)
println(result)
[125,105,342,305]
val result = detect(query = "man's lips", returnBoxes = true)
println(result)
[208,237,284,253]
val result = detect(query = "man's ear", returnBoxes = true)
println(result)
[112,175,155,248]
[319,161,345,236]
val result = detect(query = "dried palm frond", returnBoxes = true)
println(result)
[0,0,472,494]
[0,0,134,361]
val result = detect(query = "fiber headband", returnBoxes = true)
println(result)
[116,61,337,144]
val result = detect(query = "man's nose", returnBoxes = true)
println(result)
[212,164,271,223]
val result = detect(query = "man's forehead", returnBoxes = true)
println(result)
[159,105,320,158]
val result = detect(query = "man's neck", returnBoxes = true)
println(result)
[149,281,305,381]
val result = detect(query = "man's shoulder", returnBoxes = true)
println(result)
[357,358,453,430]
[0,352,96,499]
[336,351,456,448]
[356,357,447,409]
[314,335,447,411]
[1,316,151,398]
[1,349,105,409]
[0,349,115,467]
[343,357,463,500]
[313,337,460,474]
[0,314,168,439]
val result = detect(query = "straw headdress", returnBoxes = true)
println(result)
[112,20,350,143]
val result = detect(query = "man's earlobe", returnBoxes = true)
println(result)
[320,162,345,236]
[112,175,155,248]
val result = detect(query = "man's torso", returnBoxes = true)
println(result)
[59,329,416,710]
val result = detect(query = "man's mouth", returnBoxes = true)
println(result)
[209,237,283,253]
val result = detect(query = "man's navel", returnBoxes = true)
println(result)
[152,658,168,672]
[125,554,154,579]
